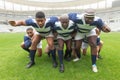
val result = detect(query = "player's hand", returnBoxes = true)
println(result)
[105,27,111,32]
[8,21,16,26]
[102,26,111,33]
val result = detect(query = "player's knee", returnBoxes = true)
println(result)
[100,41,104,45]
[20,44,24,48]
[49,45,54,50]
[37,49,42,57]
[89,42,97,48]
[58,46,63,50]
[66,45,71,50]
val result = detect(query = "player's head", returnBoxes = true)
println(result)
[59,14,69,29]
[35,11,46,27]
[26,28,34,37]
[84,8,95,24]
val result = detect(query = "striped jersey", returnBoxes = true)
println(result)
[68,13,104,33]
[25,17,58,37]
[53,38,58,46]
[54,20,76,38]
[82,36,88,43]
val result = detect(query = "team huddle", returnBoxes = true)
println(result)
[9,9,111,73]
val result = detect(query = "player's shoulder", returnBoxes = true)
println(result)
[94,16,102,21]
[49,16,58,20]
[76,14,83,19]
[69,12,82,17]
[68,13,78,19]
[69,13,83,22]
[47,16,58,23]
[93,16,104,26]
[24,35,31,40]
[55,21,61,26]
[69,20,75,25]
[24,34,29,38]
[68,13,77,16]
[25,18,36,24]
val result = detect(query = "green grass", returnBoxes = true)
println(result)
[0,32,120,80]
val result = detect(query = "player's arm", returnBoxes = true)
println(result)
[95,28,101,36]
[71,24,77,37]
[8,20,26,26]
[53,31,58,38]
[71,30,76,38]
[52,26,58,38]
[101,24,111,33]
[97,18,111,33]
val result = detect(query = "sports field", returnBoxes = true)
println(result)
[0,32,120,80]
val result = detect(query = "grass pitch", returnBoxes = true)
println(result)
[0,32,120,80]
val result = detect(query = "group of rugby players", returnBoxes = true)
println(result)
[9,8,111,73]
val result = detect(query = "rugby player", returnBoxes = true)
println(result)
[54,14,76,72]
[9,11,58,68]
[20,27,42,57]
[68,9,111,72]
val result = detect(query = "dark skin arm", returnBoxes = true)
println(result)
[96,28,101,36]
[101,24,111,33]
[8,20,26,26]
[71,30,77,38]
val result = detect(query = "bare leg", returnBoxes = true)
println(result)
[88,36,97,65]
[75,40,82,58]
[88,35,98,72]
[64,39,72,61]
[97,40,103,59]
[82,48,87,56]
[37,48,42,57]
[73,40,82,62]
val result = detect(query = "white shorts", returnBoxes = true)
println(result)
[57,35,72,41]
[81,42,89,49]
[37,41,42,48]
[75,28,97,40]
[35,31,54,38]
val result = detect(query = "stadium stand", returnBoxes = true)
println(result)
[0,0,120,32]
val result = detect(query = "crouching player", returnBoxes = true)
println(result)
[68,9,111,72]
[9,11,58,68]
[21,27,42,57]
[54,14,76,72]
